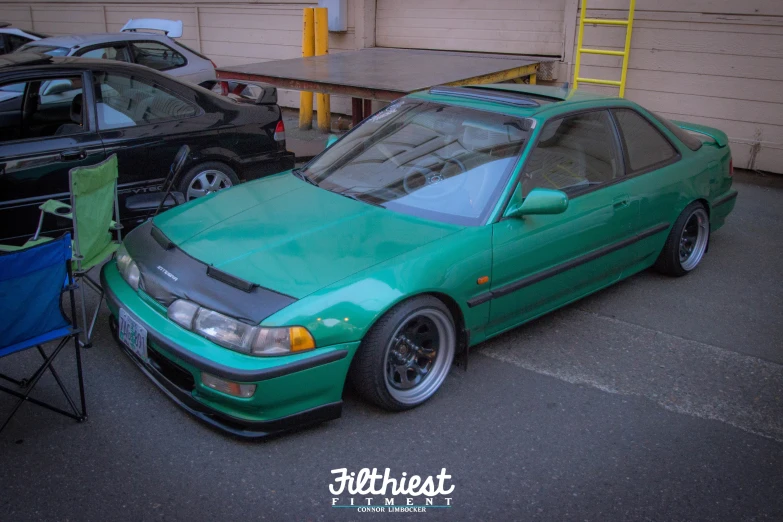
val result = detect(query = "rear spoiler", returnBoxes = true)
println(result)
[672,120,728,148]
[121,19,183,38]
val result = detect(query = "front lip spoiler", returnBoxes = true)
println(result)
[109,315,341,439]
[101,265,348,382]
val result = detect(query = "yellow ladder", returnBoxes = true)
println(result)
[573,0,636,97]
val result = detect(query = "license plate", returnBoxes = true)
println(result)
[119,308,148,362]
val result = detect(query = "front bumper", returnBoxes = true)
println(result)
[101,261,357,438]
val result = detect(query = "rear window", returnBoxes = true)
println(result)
[174,41,212,62]
[18,44,70,56]
[651,113,703,151]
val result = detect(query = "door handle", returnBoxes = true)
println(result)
[60,149,86,161]
[613,195,630,209]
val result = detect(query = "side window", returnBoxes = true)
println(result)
[77,44,132,62]
[93,72,196,130]
[521,110,621,197]
[613,109,678,172]
[0,76,85,142]
[7,34,31,52]
[130,41,186,71]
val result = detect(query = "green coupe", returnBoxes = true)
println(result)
[101,84,737,437]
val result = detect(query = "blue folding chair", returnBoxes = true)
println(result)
[0,233,86,432]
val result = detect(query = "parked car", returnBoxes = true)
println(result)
[0,23,47,55]
[16,19,217,87]
[0,52,295,244]
[101,84,737,437]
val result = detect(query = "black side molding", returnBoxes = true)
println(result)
[467,222,670,308]
[712,191,738,208]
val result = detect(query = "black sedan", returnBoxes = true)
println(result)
[0,52,294,243]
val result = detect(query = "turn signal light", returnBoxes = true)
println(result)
[290,326,316,352]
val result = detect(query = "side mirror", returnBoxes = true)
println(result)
[43,79,73,96]
[504,185,568,219]
[325,134,339,149]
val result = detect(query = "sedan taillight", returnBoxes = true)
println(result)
[729,158,734,177]
[274,120,285,142]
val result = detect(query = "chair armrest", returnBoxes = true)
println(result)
[39,199,73,219]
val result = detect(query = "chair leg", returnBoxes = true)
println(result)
[0,337,82,433]
[87,288,104,342]
[78,281,92,348]
[37,346,81,418]
[0,372,27,388]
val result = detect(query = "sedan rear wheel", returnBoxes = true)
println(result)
[349,296,456,411]
[655,201,710,276]
[179,162,239,201]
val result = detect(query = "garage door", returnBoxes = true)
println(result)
[376,0,565,56]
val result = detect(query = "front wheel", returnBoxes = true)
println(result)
[349,296,456,411]
[655,201,710,276]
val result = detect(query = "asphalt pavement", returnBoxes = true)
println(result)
[1,170,781,521]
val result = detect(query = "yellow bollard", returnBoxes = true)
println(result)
[299,8,315,130]
[314,7,330,133]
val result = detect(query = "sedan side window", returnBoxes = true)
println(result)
[7,34,31,52]
[521,110,621,197]
[93,72,196,130]
[77,44,132,62]
[613,109,678,173]
[0,76,85,142]
[130,41,186,71]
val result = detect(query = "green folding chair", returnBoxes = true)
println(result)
[13,154,122,347]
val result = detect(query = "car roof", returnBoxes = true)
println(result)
[0,52,164,75]
[23,32,173,49]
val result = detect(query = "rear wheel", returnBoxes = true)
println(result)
[655,201,710,276]
[179,162,239,201]
[349,296,456,411]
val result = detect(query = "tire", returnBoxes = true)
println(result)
[654,201,710,277]
[178,162,240,201]
[349,295,457,411]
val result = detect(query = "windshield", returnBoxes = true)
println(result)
[301,100,531,226]
[17,44,70,56]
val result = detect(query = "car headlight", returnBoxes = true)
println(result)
[116,244,140,291]
[167,299,315,356]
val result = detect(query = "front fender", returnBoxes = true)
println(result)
[261,226,493,348]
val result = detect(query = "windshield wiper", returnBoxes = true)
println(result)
[337,190,384,208]
[292,168,318,186]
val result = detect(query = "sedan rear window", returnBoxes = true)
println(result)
[651,112,704,151]
[17,44,70,56]
[300,100,531,226]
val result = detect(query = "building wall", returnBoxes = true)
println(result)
[376,0,565,56]
[563,0,783,173]
[1,0,782,172]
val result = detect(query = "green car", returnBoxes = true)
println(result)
[101,84,737,437]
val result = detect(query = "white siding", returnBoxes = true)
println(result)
[567,1,783,173]
[376,0,565,56]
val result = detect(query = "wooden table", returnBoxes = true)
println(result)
[217,48,552,125]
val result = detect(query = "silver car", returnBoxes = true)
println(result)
[17,19,217,87]
[0,23,47,55]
